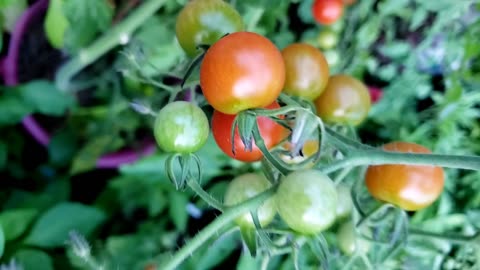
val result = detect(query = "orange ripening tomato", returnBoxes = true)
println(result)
[200,32,286,115]
[314,74,371,126]
[282,43,330,101]
[312,0,344,25]
[211,102,285,162]
[365,142,445,211]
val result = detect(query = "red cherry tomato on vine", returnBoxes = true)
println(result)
[314,74,371,126]
[154,101,209,153]
[224,173,276,228]
[200,32,286,115]
[211,102,285,162]
[312,0,344,25]
[282,43,330,101]
[365,142,445,211]
[275,170,338,234]
[175,0,244,57]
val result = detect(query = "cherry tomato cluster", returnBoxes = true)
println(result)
[152,0,446,238]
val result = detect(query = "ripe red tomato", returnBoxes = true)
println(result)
[200,32,286,115]
[211,102,285,162]
[368,86,383,103]
[175,0,244,57]
[312,0,344,25]
[281,43,330,101]
[314,74,371,126]
[365,142,445,211]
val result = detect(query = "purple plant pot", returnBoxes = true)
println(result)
[0,0,156,168]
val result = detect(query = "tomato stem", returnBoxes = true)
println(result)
[321,150,480,174]
[409,229,480,246]
[252,123,292,176]
[55,0,168,91]
[161,187,276,270]
[187,179,224,212]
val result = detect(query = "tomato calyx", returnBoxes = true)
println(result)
[166,153,202,190]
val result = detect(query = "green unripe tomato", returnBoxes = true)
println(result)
[224,173,276,228]
[336,184,353,219]
[337,221,371,255]
[275,170,338,234]
[154,101,209,153]
[175,0,244,57]
[317,29,338,50]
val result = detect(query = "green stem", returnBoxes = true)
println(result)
[162,187,276,270]
[55,0,168,91]
[252,124,292,176]
[409,229,480,246]
[321,150,480,174]
[187,179,224,212]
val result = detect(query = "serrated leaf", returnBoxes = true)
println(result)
[196,231,239,270]
[409,8,428,31]
[356,17,381,49]
[63,0,113,51]
[168,190,189,232]
[0,209,38,241]
[0,92,33,126]
[14,249,54,270]
[44,0,69,48]
[20,80,75,116]
[240,226,257,257]
[24,203,106,248]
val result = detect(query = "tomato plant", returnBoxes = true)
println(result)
[175,0,244,57]
[314,74,371,126]
[200,31,286,115]
[275,170,338,234]
[224,173,276,228]
[153,101,209,153]
[311,0,344,25]
[211,102,285,162]
[282,43,330,101]
[365,142,445,211]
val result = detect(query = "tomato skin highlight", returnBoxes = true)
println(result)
[282,43,330,101]
[154,101,209,153]
[200,32,286,115]
[312,0,344,25]
[314,74,371,126]
[224,173,276,228]
[175,0,244,57]
[275,170,338,235]
[211,102,285,162]
[365,142,445,211]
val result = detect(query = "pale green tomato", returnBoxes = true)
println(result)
[336,184,353,219]
[337,221,371,255]
[224,173,276,228]
[275,170,338,234]
[154,101,209,153]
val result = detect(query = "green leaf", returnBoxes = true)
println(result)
[168,191,189,232]
[70,135,117,174]
[14,249,54,270]
[0,225,4,258]
[44,0,69,48]
[409,8,428,31]
[378,0,409,16]
[240,226,257,256]
[237,252,260,270]
[20,80,75,116]
[195,231,240,270]
[297,0,315,24]
[25,203,106,248]
[356,17,381,49]
[0,0,27,32]
[63,0,113,51]
[0,91,33,126]
[0,209,38,241]
[379,42,411,60]
[0,142,6,170]
[48,129,78,166]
